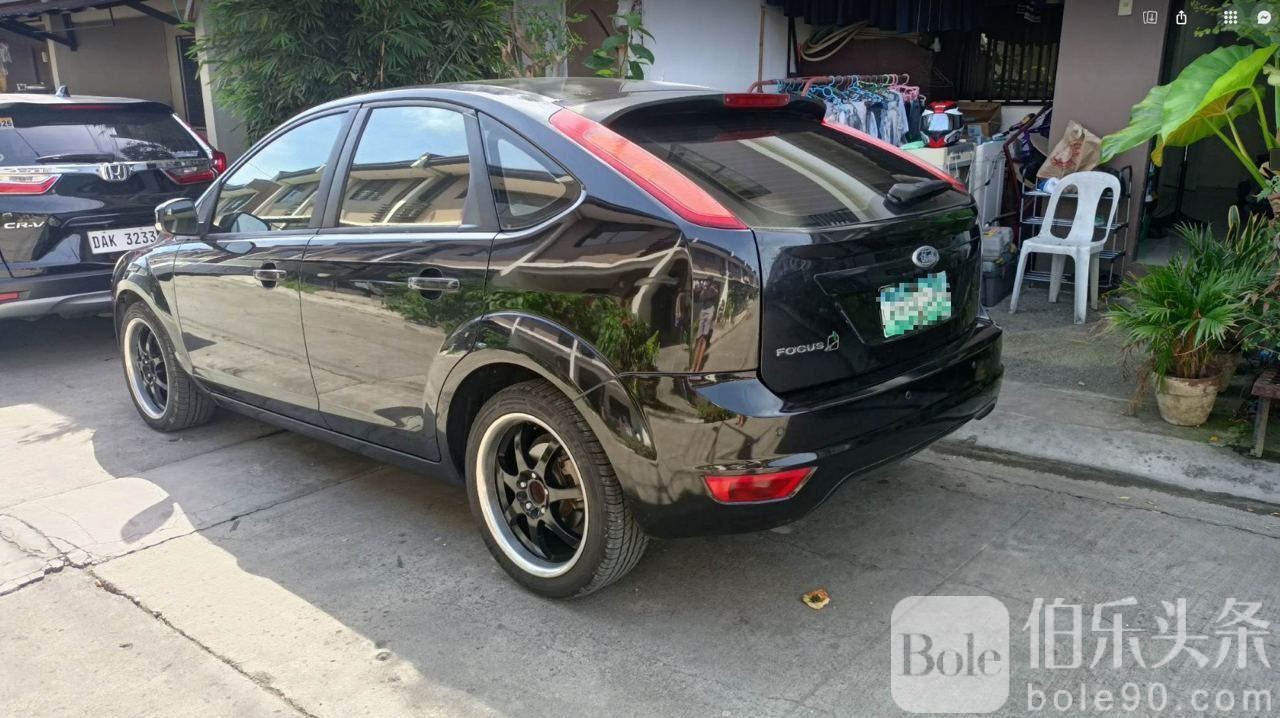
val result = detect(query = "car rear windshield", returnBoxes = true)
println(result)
[0,103,204,166]
[614,108,959,229]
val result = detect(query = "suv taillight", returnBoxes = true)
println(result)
[163,162,217,186]
[0,173,59,195]
[549,108,745,230]
[212,150,228,175]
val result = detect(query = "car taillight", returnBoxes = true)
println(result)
[0,173,59,195]
[822,119,968,193]
[549,108,746,230]
[704,467,814,503]
[163,162,217,186]
[723,93,790,109]
[212,150,228,175]
[0,292,21,303]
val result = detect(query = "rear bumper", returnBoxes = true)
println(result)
[629,321,1003,538]
[0,270,112,320]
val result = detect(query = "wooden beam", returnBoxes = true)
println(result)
[0,19,77,50]
[121,0,182,25]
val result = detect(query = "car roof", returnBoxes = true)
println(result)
[0,92,157,106]
[306,77,725,123]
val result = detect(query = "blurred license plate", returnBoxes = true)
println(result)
[88,225,161,255]
[879,271,952,338]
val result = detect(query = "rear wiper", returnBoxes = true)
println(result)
[886,179,953,206]
[35,152,115,163]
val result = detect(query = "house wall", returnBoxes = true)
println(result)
[638,0,794,91]
[47,17,173,104]
[1049,0,1171,255]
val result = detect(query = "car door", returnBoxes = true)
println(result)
[296,102,494,459]
[171,110,352,421]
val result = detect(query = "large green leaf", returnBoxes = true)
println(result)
[1158,44,1275,157]
[1100,83,1169,162]
[1100,44,1276,166]
[1155,90,1255,165]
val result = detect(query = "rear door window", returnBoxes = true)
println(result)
[613,109,959,229]
[337,105,476,229]
[0,103,204,165]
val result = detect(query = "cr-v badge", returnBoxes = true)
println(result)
[776,331,840,357]
[912,245,940,269]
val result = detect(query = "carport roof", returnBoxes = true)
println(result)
[0,0,168,17]
[0,0,182,50]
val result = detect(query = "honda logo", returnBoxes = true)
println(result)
[97,163,131,182]
[912,245,941,269]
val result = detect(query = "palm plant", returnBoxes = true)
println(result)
[1177,209,1280,354]
[1108,259,1255,382]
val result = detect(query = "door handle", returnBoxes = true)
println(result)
[252,268,288,283]
[407,276,460,293]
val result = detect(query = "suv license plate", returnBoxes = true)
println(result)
[87,225,162,255]
[879,271,953,338]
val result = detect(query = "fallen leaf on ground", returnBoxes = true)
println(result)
[802,588,831,610]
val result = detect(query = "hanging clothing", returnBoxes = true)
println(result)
[776,77,920,146]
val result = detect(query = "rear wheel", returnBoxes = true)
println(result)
[121,302,215,431]
[466,380,647,598]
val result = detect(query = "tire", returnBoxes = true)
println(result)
[120,301,216,432]
[466,379,647,598]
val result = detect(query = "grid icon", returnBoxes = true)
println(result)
[1224,8,1240,24]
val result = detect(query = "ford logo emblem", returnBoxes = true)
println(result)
[912,245,941,269]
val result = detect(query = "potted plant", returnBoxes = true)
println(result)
[1108,259,1255,426]
[1174,208,1279,388]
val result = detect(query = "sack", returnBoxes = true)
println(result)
[1037,121,1102,179]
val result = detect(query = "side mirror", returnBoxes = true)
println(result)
[155,197,201,237]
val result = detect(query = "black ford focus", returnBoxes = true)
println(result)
[0,93,222,320]
[112,78,1001,597]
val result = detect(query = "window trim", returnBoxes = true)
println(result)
[317,99,497,236]
[200,108,356,239]
[477,111,583,232]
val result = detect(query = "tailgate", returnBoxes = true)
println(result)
[612,99,980,394]
[756,209,979,394]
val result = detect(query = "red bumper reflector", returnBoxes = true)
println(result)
[549,108,746,230]
[0,292,21,303]
[723,93,791,109]
[822,119,968,193]
[704,467,815,503]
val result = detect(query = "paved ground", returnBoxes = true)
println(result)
[4,316,1280,716]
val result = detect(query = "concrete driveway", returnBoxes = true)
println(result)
[3,317,1279,717]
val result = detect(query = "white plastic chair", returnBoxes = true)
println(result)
[1009,171,1121,324]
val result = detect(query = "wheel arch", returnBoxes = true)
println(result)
[436,313,662,519]
[111,248,189,369]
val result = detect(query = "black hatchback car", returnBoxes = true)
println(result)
[0,93,222,320]
[112,78,1001,597]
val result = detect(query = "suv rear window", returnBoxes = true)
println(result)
[0,103,204,166]
[614,108,957,229]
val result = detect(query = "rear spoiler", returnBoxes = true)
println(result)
[575,92,826,126]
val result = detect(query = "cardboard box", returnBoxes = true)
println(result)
[958,101,1003,139]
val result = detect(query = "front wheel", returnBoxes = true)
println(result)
[120,302,215,431]
[466,380,647,598]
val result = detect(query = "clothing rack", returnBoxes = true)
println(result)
[747,73,915,95]
[749,73,925,147]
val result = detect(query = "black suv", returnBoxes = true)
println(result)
[0,93,221,320]
[113,79,1002,597]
